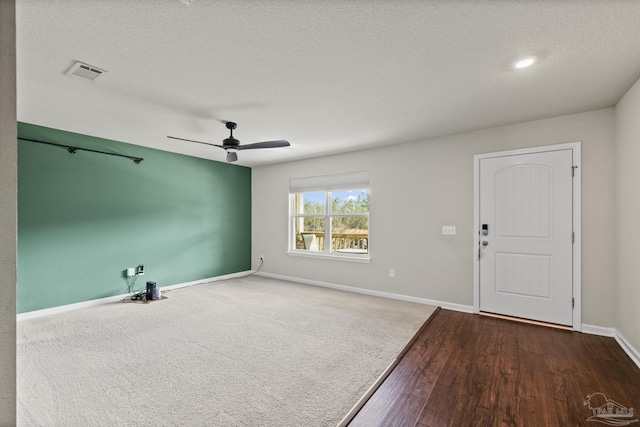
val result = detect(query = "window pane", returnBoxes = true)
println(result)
[331,216,368,253]
[295,217,325,251]
[331,190,369,214]
[294,192,326,215]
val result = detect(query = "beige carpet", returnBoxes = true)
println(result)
[17,276,436,427]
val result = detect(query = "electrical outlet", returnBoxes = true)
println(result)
[389,268,395,278]
[136,265,144,275]
[125,268,135,277]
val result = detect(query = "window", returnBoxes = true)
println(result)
[289,172,369,259]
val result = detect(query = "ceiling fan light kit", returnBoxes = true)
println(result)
[168,121,290,163]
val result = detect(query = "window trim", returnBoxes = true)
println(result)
[286,249,371,263]
[288,184,370,262]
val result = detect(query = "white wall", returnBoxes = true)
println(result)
[253,108,616,328]
[615,76,640,353]
[0,0,16,424]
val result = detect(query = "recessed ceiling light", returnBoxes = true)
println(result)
[514,56,537,69]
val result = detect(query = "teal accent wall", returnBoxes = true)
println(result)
[17,123,251,313]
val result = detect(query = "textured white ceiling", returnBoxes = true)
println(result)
[16,0,640,167]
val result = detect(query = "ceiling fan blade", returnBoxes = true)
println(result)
[237,140,290,150]
[167,135,224,149]
[226,151,238,162]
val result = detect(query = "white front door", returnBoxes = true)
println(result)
[479,149,574,326]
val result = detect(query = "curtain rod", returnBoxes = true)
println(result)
[19,137,144,164]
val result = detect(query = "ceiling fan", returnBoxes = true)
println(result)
[168,121,290,163]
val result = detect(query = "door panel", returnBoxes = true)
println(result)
[479,150,573,326]
[496,253,551,298]
[495,165,551,239]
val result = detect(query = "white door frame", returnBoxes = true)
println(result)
[473,142,582,331]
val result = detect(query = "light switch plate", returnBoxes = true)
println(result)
[442,226,456,235]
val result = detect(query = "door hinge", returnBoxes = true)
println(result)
[572,298,575,309]
[572,165,578,177]
[572,231,575,244]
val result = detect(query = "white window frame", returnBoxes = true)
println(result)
[287,172,370,263]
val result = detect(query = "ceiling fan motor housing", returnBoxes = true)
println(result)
[223,137,240,147]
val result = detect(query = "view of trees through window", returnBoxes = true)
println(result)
[293,190,369,253]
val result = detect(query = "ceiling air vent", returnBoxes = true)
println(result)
[65,61,107,82]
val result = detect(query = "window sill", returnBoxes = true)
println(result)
[287,250,371,264]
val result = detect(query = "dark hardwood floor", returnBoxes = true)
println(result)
[348,309,640,427]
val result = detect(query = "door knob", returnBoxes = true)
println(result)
[482,241,489,247]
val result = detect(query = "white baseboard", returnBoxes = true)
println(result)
[17,293,129,321]
[17,270,253,321]
[615,331,640,370]
[158,270,252,292]
[255,272,474,313]
[581,324,616,337]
